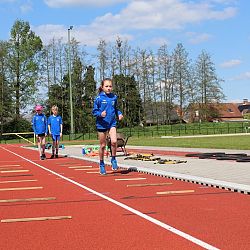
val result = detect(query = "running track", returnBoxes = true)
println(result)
[0,144,249,250]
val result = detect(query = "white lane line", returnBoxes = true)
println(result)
[0,146,219,250]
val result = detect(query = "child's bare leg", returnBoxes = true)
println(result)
[109,127,118,170]
[98,131,107,174]
[41,136,46,156]
[37,137,42,156]
[55,140,59,157]
[52,140,56,155]
[98,131,107,161]
[109,127,117,157]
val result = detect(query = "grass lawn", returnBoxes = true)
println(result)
[2,133,250,150]
[127,134,250,150]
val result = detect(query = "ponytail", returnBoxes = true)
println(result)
[99,78,112,93]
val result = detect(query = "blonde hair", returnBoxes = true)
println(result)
[51,105,58,111]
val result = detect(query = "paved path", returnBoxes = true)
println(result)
[58,145,250,194]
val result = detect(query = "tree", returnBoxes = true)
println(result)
[113,74,142,127]
[194,50,225,121]
[82,65,96,133]
[157,44,173,124]
[97,39,109,81]
[0,41,13,135]
[172,43,191,121]
[6,20,43,120]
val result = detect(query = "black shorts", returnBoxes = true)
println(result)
[37,133,45,137]
[97,128,110,133]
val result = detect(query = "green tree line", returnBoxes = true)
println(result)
[0,19,225,135]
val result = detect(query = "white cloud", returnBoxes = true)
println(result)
[44,0,129,7]
[149,37,170,47]
[220,59,242,68]
[89,0,237,31]
[186,32,212,44]
[20,0,32,13]
[0,0,33,13]
[34,24,132,46]
[35,0,237,46]
[230,71,250,81]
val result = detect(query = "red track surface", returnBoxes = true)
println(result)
[0,144,249,250]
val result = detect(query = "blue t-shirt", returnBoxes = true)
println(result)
[32,113,48,135]
[48,115,63,135]
[92,92,122,130]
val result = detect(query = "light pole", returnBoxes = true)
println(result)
[68,26,74,138]
[116,37,122,74]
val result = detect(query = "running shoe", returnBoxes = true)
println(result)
[100,162,106,175]
[40,154,46,160]
[111,159,118,171]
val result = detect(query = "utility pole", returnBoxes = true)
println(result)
[68,26,74,138]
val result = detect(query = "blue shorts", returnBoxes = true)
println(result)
[51,134,61,141]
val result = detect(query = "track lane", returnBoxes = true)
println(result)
[1,145,250,249]
[0,145,205,250]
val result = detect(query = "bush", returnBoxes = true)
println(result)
[3,118,32,133]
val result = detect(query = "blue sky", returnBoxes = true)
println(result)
[0,0,249,102]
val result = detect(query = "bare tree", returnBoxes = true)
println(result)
[195,50,225,121]
[157,44,173,124]
[97,39,108,81]
[172,43,191,121]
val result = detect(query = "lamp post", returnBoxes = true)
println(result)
[116,37,122,74]
[68,26,74,138]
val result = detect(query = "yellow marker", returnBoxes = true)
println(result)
[74,168,99,171]
[127,182,172,187]
[0,165,20,167]
[0,187,43,191]
[0,180,37,184]
[1,215,72,223]
[156,190,195,195]
[115,178,147,181]
[0,197,56,203]
[68,166,93,169]
[0,170,29,173]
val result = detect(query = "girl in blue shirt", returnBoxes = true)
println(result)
[32,105,47,160]
[92,78,123,175]
[48,105,63,158]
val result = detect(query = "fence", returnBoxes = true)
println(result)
[1,122,249,143]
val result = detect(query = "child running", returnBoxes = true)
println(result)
[92,78,123,175]
[48,105,63,158]
[32,105,47,160]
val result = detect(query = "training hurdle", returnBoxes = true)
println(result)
[2,132,35,145]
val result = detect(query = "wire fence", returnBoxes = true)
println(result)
[1,121,250,144]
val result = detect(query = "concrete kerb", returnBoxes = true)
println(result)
[66,154,250,195]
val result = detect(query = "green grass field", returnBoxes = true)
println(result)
[127,134,250,150]
[2,121,250,149]
[2,133,250,150]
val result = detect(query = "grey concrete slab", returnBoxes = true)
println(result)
[57,145,250,194]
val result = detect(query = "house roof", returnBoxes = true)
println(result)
[218,103,243,118]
